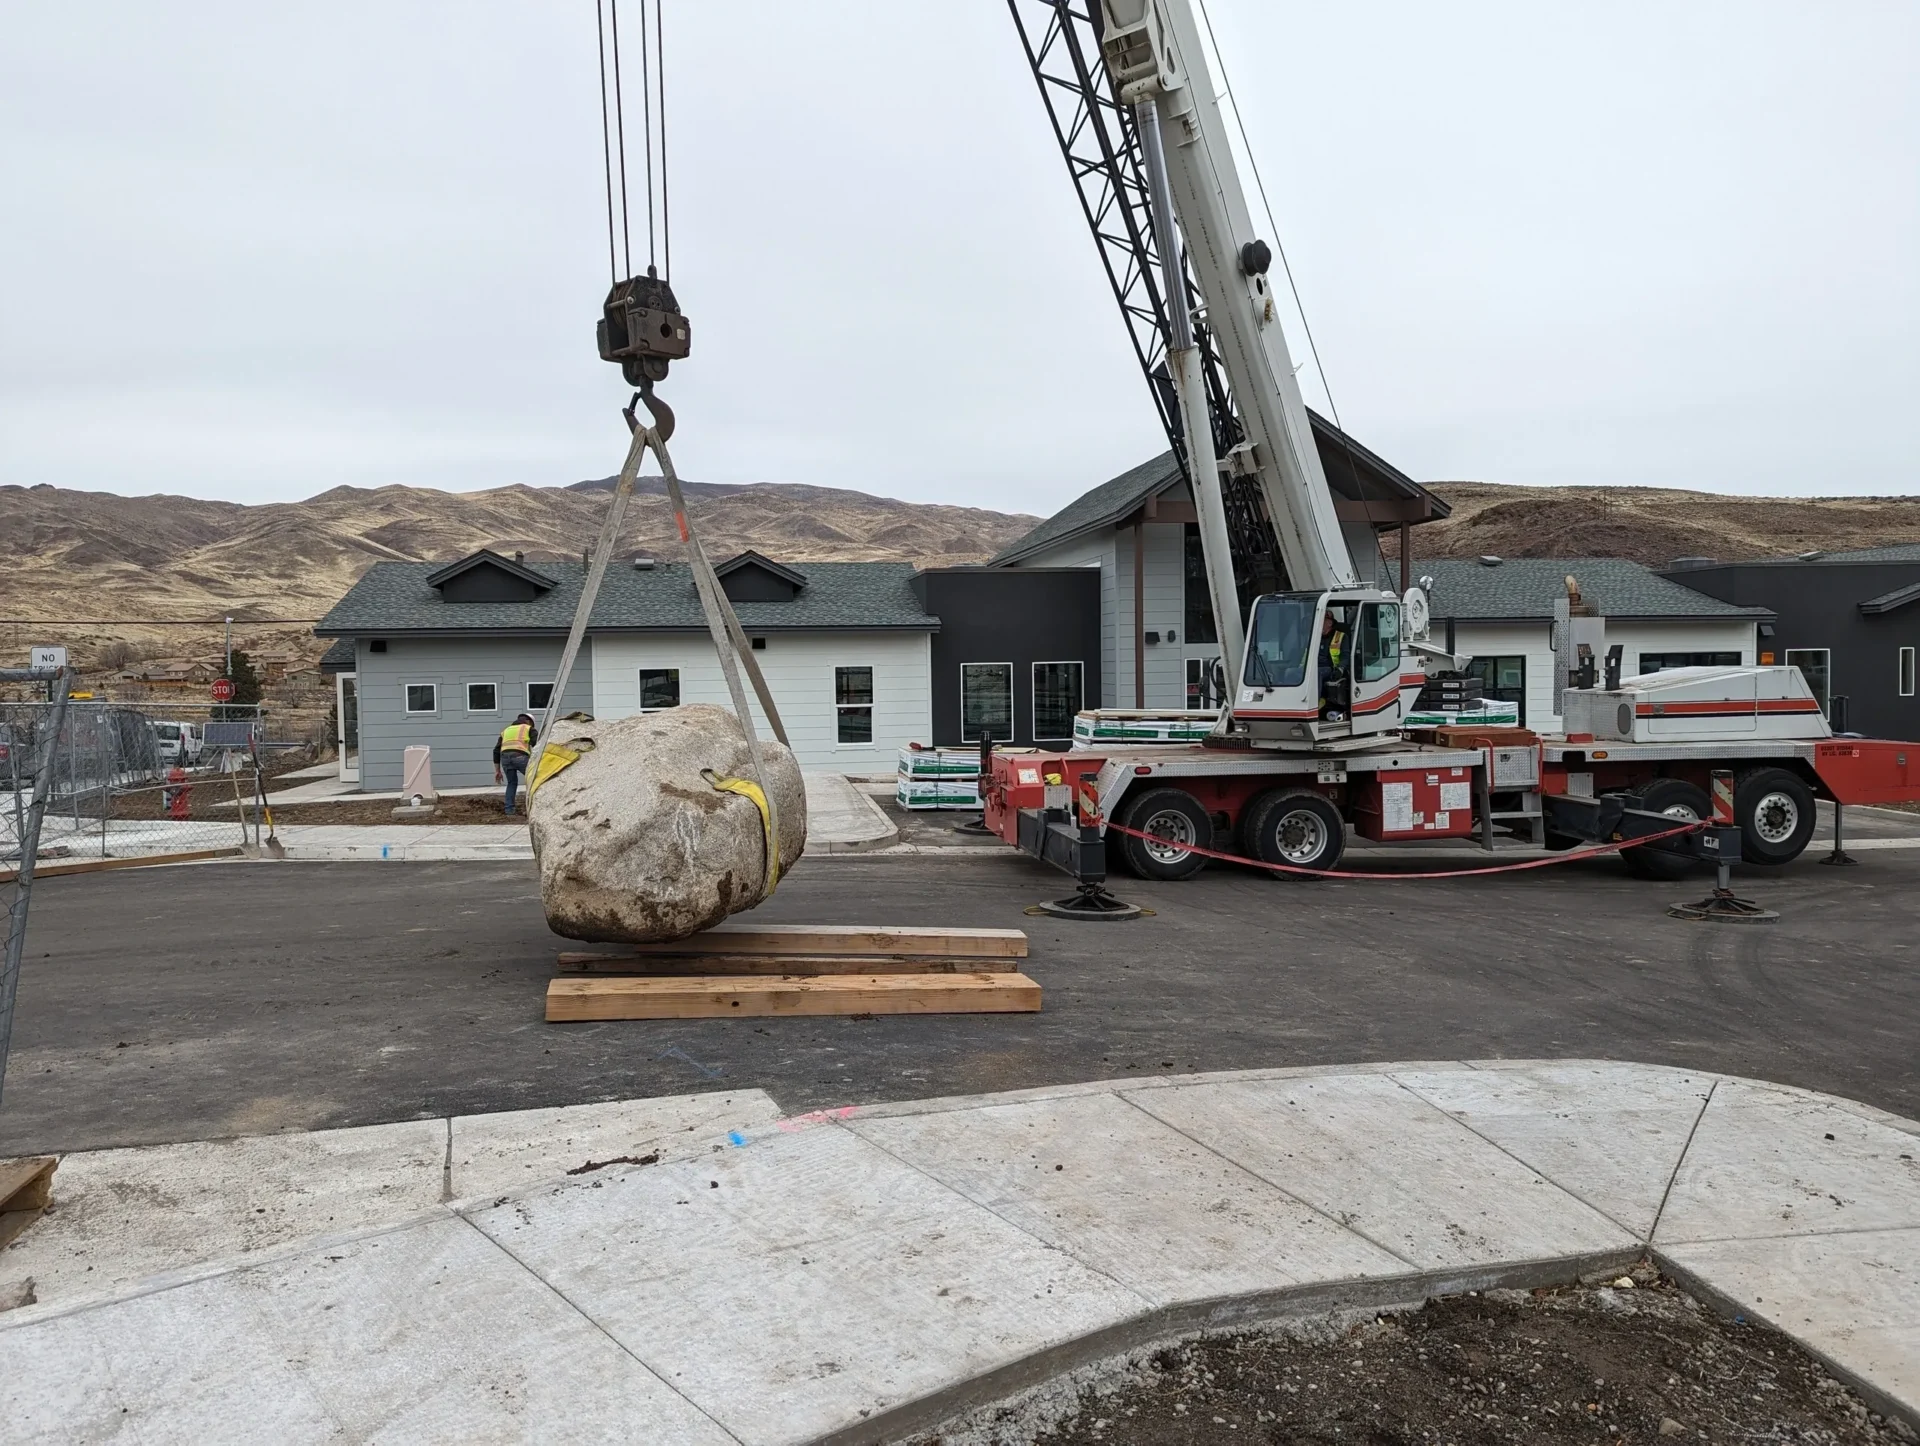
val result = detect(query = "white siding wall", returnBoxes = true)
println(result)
[1022,524,1188,708]
[1453,618,1758,731]
[590,631,932,771]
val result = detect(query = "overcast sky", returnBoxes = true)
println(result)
[3,2,1914,513]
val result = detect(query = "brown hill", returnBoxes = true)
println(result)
[1419,483,1920,568]
[0,478,1039,674]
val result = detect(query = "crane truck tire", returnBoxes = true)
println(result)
[1733,766,1817,865]
[1242,789,1346,875]
[528,703,806,942]
[1621,778,1709,881]
[1113,787,1213,881]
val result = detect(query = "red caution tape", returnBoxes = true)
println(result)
[1097,814,1707,882]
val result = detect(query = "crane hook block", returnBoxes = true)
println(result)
[597,269,692,385]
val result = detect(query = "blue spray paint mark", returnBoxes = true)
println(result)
[727,1130,747,1147]
[381,844,391,859]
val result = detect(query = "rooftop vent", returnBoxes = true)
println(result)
[1667,556,1717,570]
[632,556,656,570]
[1477,555,1503,567]
[1797,550,1824,561]
[513,550,525,564]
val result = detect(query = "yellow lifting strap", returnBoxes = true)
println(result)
[704,770,780,896]
[526,744,583,799]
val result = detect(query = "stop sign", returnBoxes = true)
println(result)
[210,677,236,702]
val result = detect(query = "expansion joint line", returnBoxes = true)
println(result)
[1649,1079,1717,1246]
[451,1212,748,1446]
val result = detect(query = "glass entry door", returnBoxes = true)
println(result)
[337,673,360,782]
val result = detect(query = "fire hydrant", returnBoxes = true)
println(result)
[163,766,190,820]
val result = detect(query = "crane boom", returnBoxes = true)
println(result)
[1099,0,1359,595]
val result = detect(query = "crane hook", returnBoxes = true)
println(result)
[622,378,676,443]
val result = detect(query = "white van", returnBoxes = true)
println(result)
[153,720,204,766]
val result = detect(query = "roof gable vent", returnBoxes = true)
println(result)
[714,550,807,603]
[425,549,556,603]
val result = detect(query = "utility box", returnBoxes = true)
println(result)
[401,745,437,803]
[1352,766,1478,841]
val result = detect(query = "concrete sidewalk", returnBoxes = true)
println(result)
[2,1060,1915,1443]
[266,774,897,862]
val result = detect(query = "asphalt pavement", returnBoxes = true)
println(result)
[2,809,1918,1156]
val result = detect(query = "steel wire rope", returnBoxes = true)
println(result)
[1193,0,1388,569]
[639,0,656,270]
[594,0,620,283]
[608,0,635,277]
[656,0,671,281]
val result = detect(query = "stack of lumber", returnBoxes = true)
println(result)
[0,1157,57,1250]
[546,924,1040,1021]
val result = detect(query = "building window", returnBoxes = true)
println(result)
[1464,655,1527,724]
[1033,661,1084,741]
[961,663,1013,743]
[639,669,681,711]
[1900,647,1915,698]
[404,683,437,715]
[527,682,555,712]
[1637,651,1741,675]
[1785,648,1831,716]
[1182,524,1219,646]
[466,682,498,713]
[835,666,874,744]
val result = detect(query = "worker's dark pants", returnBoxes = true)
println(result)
[500,753,528,814]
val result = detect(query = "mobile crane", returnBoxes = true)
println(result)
[985,0,1918,896]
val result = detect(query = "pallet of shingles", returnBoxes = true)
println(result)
[545,925,1040,1021]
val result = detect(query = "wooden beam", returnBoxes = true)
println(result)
[1333,498,1434,524]
[0,848,242,886]
[621,925,1028,960]
[556,952,1018,975]
[546,972,1043,1022]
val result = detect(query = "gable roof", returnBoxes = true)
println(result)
[423,548,556,592]
[1859,581,1920,615]
[315,559,937,636]
[990,410,1448,567]
[1405,557,1774,623]
[318,638,357,672]
[714,550,808,589]
[1817,542,1920,563]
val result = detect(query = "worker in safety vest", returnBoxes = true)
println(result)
[494,713,538,815]
[1318,609,1348,721]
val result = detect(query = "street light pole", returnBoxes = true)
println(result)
[224,616,233,678]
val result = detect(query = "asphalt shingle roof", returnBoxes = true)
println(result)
[1403,557,1774,622]
[991,413,1449,567]
[1814,543,1920,563]
[315,559,938,636]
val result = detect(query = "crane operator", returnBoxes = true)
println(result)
[1318,608,1349,722]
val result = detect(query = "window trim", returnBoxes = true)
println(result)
[403,682,438,716]
[1031,659,1085,742]
[960,661,1015,744]
[833,664,876,748]
[1900,646,1916,698]
[637,667,682,713]
[464,681,500,714]
[526,681,556,714]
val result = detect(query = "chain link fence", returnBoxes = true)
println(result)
[1,701,262,870]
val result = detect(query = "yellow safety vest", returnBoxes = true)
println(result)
[499,723,533,752]
[1327,630,1346,668]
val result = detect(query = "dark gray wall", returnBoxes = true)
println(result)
[1663,560,1920,739]
[913,567,1102,747]
[351,635,593,790]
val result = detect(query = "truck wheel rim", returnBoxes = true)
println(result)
[1141,809,1196,863]
[1274,808,1327,864]
[1753,791,1798,844]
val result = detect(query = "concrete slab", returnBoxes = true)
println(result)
[0,1120,446,1306]
[848,1090,1406,1306]
[802,772,898,852]
[451,1089,781,1201]
[1392,1061,1714,1238]
[1661,1226,1920,1424]
[1128,1073,1636,1269]
[0,1214,736,1445]
[1656,1079,1920,1244]
[465,1121,1145,1446]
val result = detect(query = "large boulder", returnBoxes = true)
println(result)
[528,704,806,943]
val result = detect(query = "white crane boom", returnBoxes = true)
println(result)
[1098,0,1360,597]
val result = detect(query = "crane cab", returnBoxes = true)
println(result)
[1231,588,1424,748]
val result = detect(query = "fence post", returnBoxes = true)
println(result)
[1,673,72,1108]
